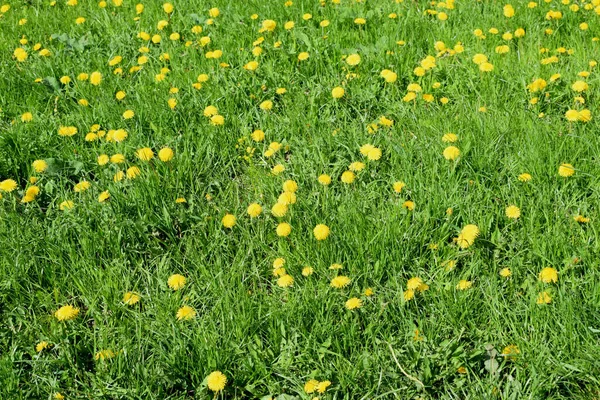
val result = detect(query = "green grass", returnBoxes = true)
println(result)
[1,0,600,398]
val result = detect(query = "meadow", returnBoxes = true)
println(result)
[1,0,600,398]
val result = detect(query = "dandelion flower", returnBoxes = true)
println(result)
[500,268,511,278]
[297,52,309,61]
[345,297,362,310]
[168,274,186,290]
[536,291,552,304]
[330,276,351,288]
[14,47,28,62]
[94,349,115,361]
[538,267,558,283]
[251,130,265,142]
[90,71,102,85]
[210,115,225,126]
[501,345,520,362]
[341,171,355,184]
[277,274,294,287]
[571,81,589,92]
[0,179,18,192]
[126,167,141,179]
[73,181,91,192]
[456,224,479,249]
[472,54,488,65]
[331,86,345,99]
[176,305,196,320]
[244,61,259,71]
[443,146,460,160]
[304,380,319,394]
[574,215,590,223]
[456,280,473,290]
[505,205,521,219]
[206,371,227,393]
[403,91,417,102]
[518,173,532,182]
[558,164,575,177]
[318,174,332,185]
[402,201,415,211]
[259,100,273,111]
[36,341,49,352]
[278,192,296,205]
[393,181,406,193]
[21,112,33,122]
[367,147,382,161]
[276,222,292,237]
[313,224,330,240]
[98,191,110,203]
[271,202,288,217]
[317,381,332,393]
[406,277,423,291]
[54,305,79,321]
[123,292,140,305]
[222,214,236,228]
[346,53,361,66]
[259,19,276,32]
[31,160,47,173]
[158,147,174,162]
[59,200,75,210]
[247,203,262,218]
[442,133,458,143]
[204,105,218,117]
[565,110,580,122]
[349,162,365,172]
[58,126,77,137]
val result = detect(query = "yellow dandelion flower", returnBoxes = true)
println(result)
[456,280,473,290]
[176,305,196,320]
[558,164,575,177]
[443,146,460,160]
[345,297,362,310]
[505,205,521,219]
[58,126,77,137]
[168,274,186,290]
[341,171,355,184]
[313,224,330,240]
[537,291,552,304]
[331,86,345,99]
[206,371,227,392]
[346,53,361,66]
[123,292,140,305]
[277,274,294,287]
[36,341,50,352]
[247,203,262,218]
[518,173,532,182]
[54,305,79,321]
[158,147,174,162]
[276,222,292,237]
[304,379,319,394]
[98,191,110,203]
[330,276,351,288]
[222,214,236,228]
[500,268,511,278]
[318,174,332,185]
[456,224,479,249]
[538,267,558,283]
